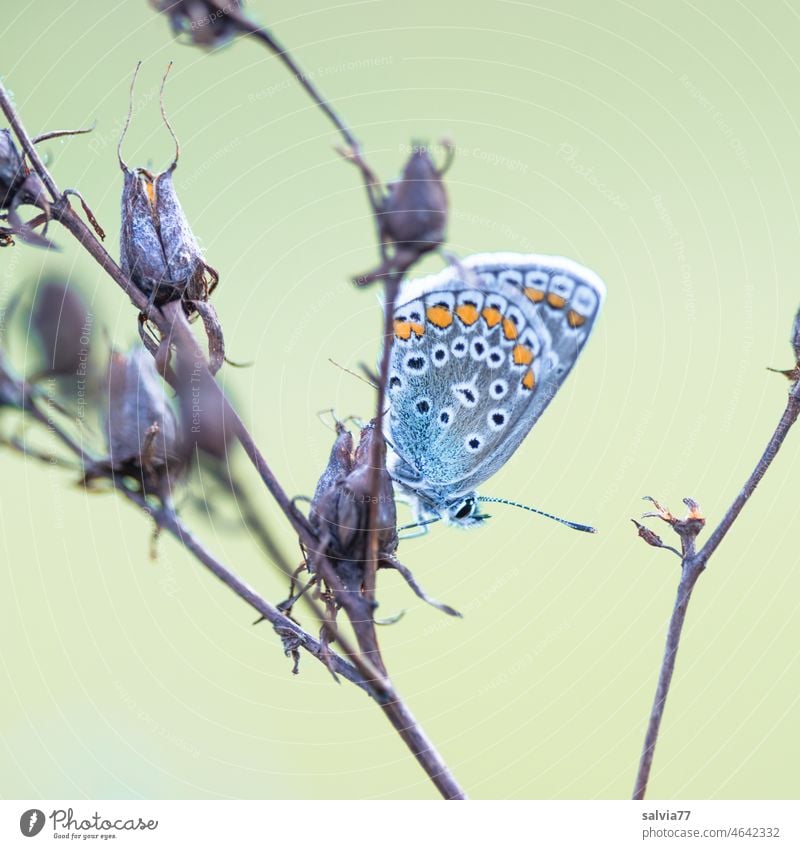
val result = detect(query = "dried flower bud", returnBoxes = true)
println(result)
[88,346,182,500]
[30,279,94,381]
[357,141,451,283]
[382,145,448,252]
[151,0,244,49]
[311,421,397,567]
[118,65,219,313]
[0,128,51,248]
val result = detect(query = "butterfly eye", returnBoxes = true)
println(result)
[454,498,475,520]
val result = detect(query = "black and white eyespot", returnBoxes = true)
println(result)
[490,378,508,399]
[452,382,479,408]
[438,407,454,427]
[485,294,508,314]
[451,336,469,358]
[432,343,449,366]
[389,374,402,392]
[486,347,505,369]
[415,399,432,417]
[487,409,508,431]
[464,433,484,453]
[519,327,542,356]
[469,337,488,361]
[403,353,428,374]
[498,268,524,287]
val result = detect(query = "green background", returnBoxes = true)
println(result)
[2,0,799,800]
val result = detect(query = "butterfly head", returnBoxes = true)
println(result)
[443,493,491,527]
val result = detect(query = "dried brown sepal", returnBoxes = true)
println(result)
[641,495,676,525]
[631,518,666,549]
[150,0,245,49]
[354,141,451,285]
[84,346,183,503]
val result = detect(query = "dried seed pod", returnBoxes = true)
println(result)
[118,64,219,312]
[151,0,244,49]
[30,279,94,381]
[357,142,451,284]
[311,420,398,569]
[0,128,51,248]
[119,64,224,375]
[86,346,182,501]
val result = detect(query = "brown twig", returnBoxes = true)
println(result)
[632,376,800,799]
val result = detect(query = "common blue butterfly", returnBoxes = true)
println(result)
[385,252,605,528]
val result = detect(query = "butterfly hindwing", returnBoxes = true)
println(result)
[387,252,605,506]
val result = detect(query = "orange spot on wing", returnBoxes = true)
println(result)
[482,307,502,328]
[394,321,424,340]
[567,309,586,328]
[394,320,412,340]
[502,317,519,340]
[522,369,536,391]
[427,305,453,329]
[524,287,545,303]
[145,181,156,207]
[547,293,567,309]
[512,344,534,365]
[455,303,479,325]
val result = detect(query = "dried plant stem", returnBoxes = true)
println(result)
[633,378,800,799]
[364,272,401,599]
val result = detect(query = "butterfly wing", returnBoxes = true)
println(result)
[386,253,605,499]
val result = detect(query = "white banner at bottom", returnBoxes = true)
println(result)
[2,799,797,848]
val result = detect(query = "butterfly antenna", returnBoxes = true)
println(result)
[477,497,596,533]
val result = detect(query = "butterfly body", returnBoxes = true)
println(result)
[385,252,605,527]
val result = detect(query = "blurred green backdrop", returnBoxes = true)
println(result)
[2,0,799,800]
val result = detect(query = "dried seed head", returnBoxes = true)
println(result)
[118,64,219,313]
[0,129,24,209]
[0,128,51,247]
[382,144,449,252]
[30,279,94,381]
[102,346,182,498]
[151,0,245,49]
[356,142,451,283]
[310,421,398,564]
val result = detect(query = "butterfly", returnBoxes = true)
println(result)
[384,252,605,529]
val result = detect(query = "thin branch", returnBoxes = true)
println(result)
[632,377,800,799]
[364,272,401,600]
